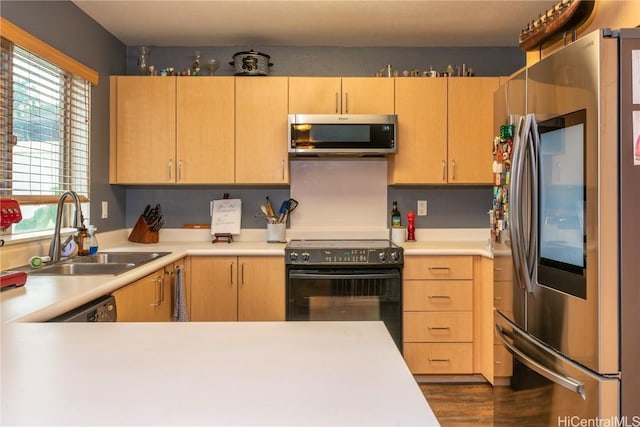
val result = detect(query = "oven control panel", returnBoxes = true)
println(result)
[286,248,403,265]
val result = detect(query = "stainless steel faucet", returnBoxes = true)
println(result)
[48,190,84,262]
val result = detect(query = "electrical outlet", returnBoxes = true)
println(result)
[101,201,108,219]
[417,200,427,216]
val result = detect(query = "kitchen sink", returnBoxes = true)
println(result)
[68,252,170,265]
[26,251,171,276]
[29,262,137,276]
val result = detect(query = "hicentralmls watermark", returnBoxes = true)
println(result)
[558,416,640,427]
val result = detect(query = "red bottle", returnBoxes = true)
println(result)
[407,211,416,241]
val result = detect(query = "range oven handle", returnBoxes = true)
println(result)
[495,324,586,400]
[288,271,401,280]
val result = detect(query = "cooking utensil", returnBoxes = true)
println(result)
[278,198,299,223]
[265,197,276,217]
[260,205,277,224]
[145,204,161,224]
[229,50,273,76]
[151,219,164,232]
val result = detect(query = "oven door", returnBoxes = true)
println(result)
[286,268,402,351]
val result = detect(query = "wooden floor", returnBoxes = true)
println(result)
[420,383,495,426]
[420,382,554,426]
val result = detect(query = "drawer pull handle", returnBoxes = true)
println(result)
[428,295,451,300]
[428,326,451,331]
[494,297,503,301]
[428,358,450,363]
[428,267,451,272]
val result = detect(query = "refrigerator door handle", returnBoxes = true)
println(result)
[510,115,533,292]
[496,324,586,400]
[523,115,539,291]
[511,113,537,294]
[509,116,524,289]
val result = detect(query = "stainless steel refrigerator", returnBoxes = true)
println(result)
[491,28,640,424]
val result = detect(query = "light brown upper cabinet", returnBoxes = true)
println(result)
[447,77,499,184]
[235,77,289,184]
[288,77,394,114]
[389,78,448,184]
[109,76,235,184]
[176,77,235,183]
[110,76,176,184]
[389,77,499,185]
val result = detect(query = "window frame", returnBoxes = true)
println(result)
[0,18,98,236]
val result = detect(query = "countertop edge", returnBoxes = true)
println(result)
[3,240,494,323]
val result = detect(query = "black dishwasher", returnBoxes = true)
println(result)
[48,295,117,322]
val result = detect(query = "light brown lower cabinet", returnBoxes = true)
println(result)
[189,256,285,321]
[403,255,494,382]
[404,343,473,374]
[493,252,515,379]
[112,259,184,322]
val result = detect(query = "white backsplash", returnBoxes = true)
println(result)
[289,159,388,236]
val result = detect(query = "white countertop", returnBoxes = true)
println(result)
[0,321,440,426]
[1,240,286,323]
[1,231,492,323]
[401,239,493,256]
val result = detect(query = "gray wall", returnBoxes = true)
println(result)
[2,1,127,232]
[125,187,290,229]
[3,1,514,232]
[126,45,525,77]
[388,186,492,229]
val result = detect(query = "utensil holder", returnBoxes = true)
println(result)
[128,215,159,244]
[266,223,286,243]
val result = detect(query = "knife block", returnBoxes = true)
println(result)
[128,215,159,244]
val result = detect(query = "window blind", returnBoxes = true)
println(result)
[0,37,90,205]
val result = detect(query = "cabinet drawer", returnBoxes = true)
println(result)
[493,281,514,312]
[493,255,514,281]
[403,343,473,374]
[404,280,472,311]
[404,256,473,280]
[404,311,473,342]
[494,344,513,377]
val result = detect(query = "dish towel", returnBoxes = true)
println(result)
[173,265,189,322]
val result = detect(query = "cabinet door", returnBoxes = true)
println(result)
[235,77,289,184]
[176,77,235,183]
[390,78,447,184]
[341,77,395,114]
[237,256,285,321]
[112,269,167,322]
[111,76,176,184]
[447,77,499,184]
[288,77,342,113]
[189,257,238,321]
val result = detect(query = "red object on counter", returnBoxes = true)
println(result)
[1,271,27,291]
[407,211,416,241]
[0,198,22,230]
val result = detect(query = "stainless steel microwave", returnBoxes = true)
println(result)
[288,114,397,157]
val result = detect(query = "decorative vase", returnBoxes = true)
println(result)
[137,46,151,75]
